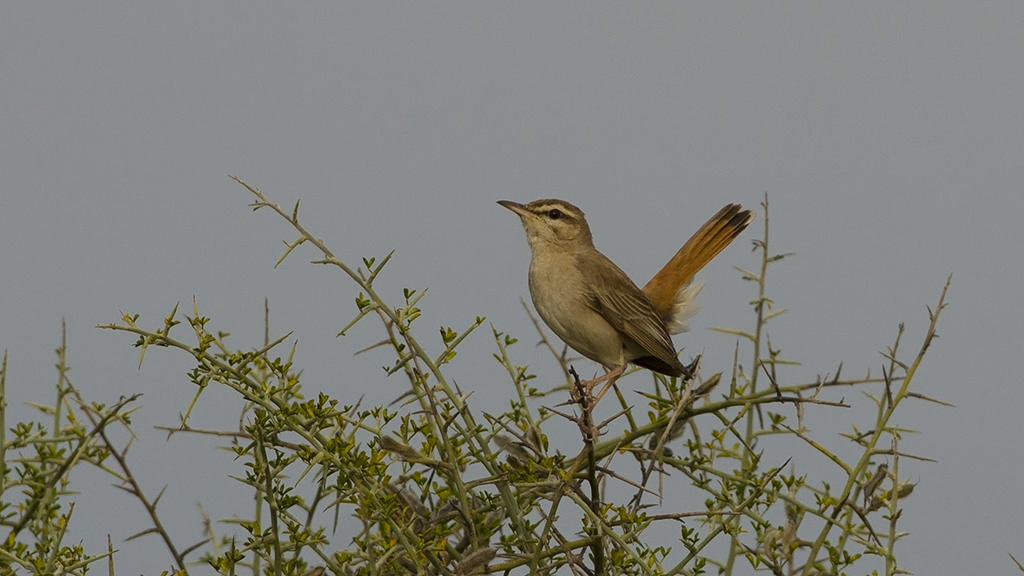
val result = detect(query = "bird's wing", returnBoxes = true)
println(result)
[585,253,683,375]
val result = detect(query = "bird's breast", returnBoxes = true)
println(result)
[527,253,623,369]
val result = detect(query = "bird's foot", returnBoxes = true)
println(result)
[567,365,624,408]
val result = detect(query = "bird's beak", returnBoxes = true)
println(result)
[497,200,529,218]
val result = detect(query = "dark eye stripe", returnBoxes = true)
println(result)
[547,209,562,219]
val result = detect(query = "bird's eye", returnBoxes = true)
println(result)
[547,209,562,220]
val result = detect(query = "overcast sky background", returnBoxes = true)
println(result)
[2,3,1022,575]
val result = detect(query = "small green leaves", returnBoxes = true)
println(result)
[355,292,371,311]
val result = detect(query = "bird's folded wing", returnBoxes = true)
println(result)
[586,259,681,372]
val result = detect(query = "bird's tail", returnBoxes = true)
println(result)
[642,203,754,334]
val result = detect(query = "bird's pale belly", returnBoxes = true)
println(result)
[528,262,625,370]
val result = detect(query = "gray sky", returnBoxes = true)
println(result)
[2,3,1021,575]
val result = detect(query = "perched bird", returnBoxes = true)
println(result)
[499,199,753,378]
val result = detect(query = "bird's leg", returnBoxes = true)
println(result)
[568,365,624,410]
[567,365,625,446]
[590,365,626,405]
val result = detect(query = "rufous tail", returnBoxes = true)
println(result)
[642,204,754,330]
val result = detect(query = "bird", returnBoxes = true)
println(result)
[498,199,753,379]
